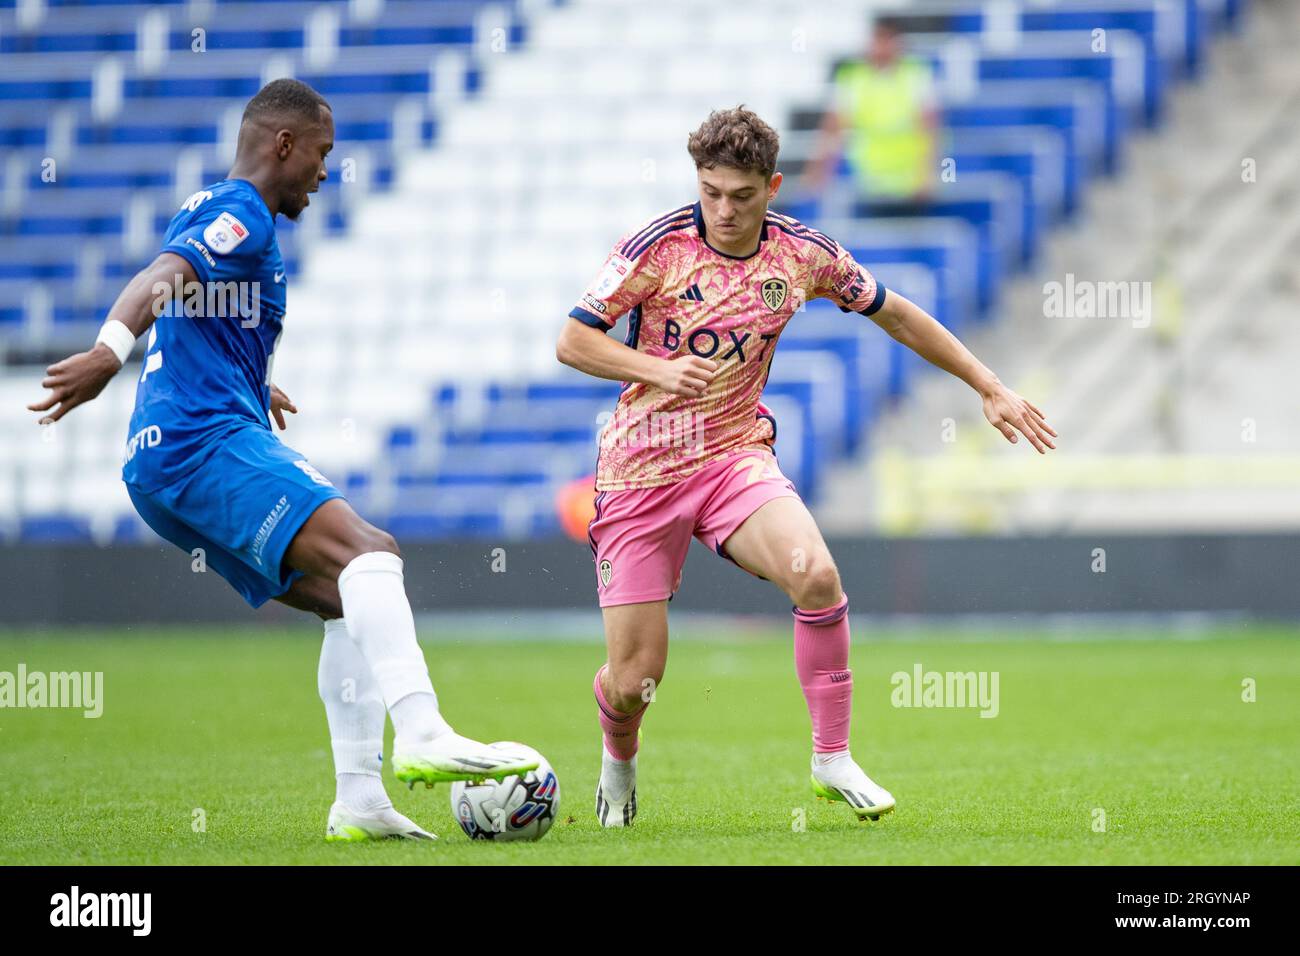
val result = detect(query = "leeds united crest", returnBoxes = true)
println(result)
[761,278,788,312]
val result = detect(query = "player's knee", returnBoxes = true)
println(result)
[792,558,842,610]
[365,527,400,559]
[341,525,400,566]
[611,665,662,712]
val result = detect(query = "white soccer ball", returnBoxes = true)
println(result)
[449,743,560,842]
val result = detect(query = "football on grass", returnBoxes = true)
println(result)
[450,743,559,841]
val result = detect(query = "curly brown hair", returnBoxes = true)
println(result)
[687,106,780,180]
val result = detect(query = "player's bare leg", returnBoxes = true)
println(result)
[274,575,434,841]
[593,600,667,827]
[284,500,538,789]
[274,572,342,620]
[722,497,895,819]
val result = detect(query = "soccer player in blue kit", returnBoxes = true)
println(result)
[28,79,535,843]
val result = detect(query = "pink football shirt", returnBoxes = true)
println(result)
[569,202,887,492]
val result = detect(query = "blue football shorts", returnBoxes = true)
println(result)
[126,426,345,608]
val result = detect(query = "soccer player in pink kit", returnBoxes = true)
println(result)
[557,108,1056,826]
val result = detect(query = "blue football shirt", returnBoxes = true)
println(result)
[123,179,288,493]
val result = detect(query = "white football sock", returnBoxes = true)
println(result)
[336,552,452,746]
[335,773,390,814]
[389,692,451,744]
[600,747,636,797]
[317,618,390,812]
[813,749,851,768]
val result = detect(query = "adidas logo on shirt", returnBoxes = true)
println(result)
[677,283,704,302]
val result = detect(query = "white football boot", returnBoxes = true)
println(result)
[392,733,539,788]
[809,753,895,820]
[325,802,437,843]
[594,747,637,828]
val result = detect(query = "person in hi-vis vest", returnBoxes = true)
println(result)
[807,19,939,204]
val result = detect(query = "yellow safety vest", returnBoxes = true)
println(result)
[835,57,934,198]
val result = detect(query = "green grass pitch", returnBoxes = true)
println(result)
[0,623,1296,865]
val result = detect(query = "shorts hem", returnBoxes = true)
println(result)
[597,590,674,608]
[243,568,305,610]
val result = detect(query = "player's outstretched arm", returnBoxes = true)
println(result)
[869,291,1058,453]
[556,317,718,398]
[27,252,198,424]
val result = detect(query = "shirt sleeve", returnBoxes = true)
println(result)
[568,239,661,331]
[807,237,887,316]
[162,197,269,285]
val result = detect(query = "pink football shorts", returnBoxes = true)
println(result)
[586,448,802,607]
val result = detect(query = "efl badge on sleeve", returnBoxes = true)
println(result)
[760,278,788,312]
[591,254,633,298]
[202,212,250,255]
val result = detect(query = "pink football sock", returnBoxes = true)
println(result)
[793,594,852,753]
[593,664,647,761]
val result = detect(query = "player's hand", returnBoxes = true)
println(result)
[27,345,121,425]
[981,381,1057,453]
[654,355,718,398]
[269,383,298,430]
